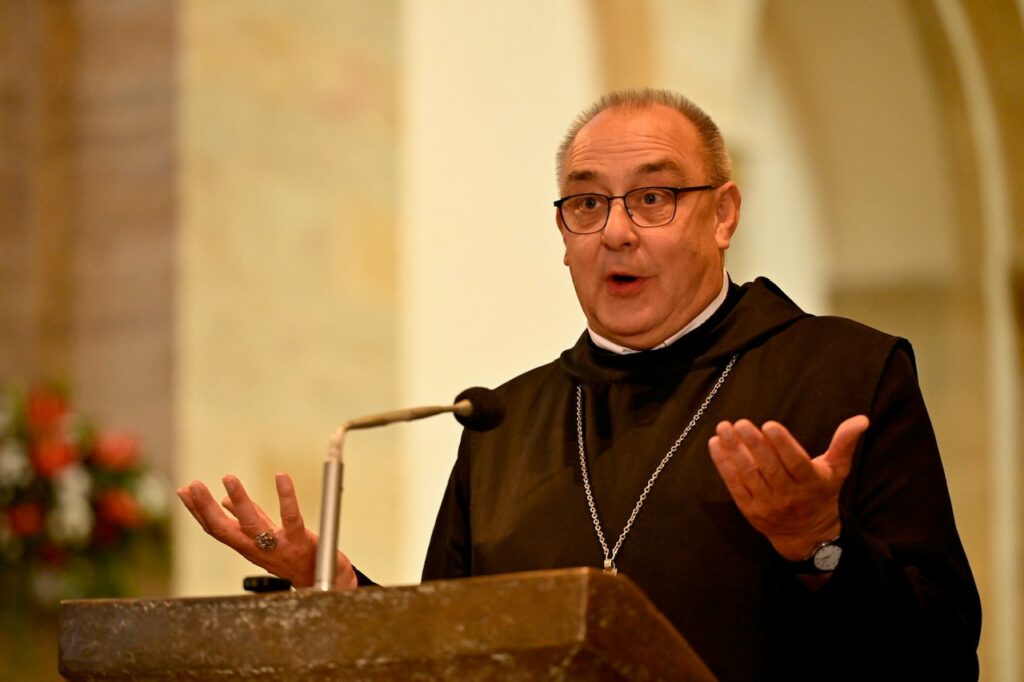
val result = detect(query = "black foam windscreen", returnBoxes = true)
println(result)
[453,386,505,432]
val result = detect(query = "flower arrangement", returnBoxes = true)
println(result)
[0,383,169,609]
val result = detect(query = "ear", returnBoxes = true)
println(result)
[712,182,741,250]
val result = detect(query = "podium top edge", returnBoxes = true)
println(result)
[60,566,635,608]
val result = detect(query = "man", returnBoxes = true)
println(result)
[179,89,980,680]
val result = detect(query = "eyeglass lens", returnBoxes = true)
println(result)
[561,188,678,233]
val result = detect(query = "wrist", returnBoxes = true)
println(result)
[771,519,842,561]
[789,534,843,575]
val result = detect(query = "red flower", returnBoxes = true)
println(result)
[8,503,44,537]
[96,489,143,528]
[93,432,139,471]
[31,438,77,478]
[27,387,69,434]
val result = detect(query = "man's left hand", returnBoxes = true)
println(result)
[708,416,869,561]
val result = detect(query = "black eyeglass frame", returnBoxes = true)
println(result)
[553,185,717,234]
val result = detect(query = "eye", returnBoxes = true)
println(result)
[567,195,604,213]
[641,190,665,205]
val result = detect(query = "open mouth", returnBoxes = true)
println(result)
[606,273,646,294]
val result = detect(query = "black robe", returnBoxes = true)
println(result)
[422,278,981,681]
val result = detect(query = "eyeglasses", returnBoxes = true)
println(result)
[553,185,716,234]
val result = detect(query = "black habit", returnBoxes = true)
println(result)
[421,278,981,681]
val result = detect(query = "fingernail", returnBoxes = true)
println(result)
[718,425,736,444]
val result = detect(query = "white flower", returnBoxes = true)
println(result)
[47,497,94,547]
[55,463,92,501]
[0,440,32,489]
[134,471,168,519]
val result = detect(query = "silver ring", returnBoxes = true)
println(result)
[254,531,278,551]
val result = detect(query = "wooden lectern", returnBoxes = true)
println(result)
[59,568,716,680]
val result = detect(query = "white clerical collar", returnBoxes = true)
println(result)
[588,271,731,355]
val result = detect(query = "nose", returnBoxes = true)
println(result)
[601,197,638,250]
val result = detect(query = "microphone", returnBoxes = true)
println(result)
[314,388,503,590]
[453,386,505,432]
[333,387,503,437]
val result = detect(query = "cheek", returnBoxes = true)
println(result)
[565,259,591,296]
[563,240,595,274]
[660,243,704,290]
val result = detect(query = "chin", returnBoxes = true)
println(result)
[594,322,656,348]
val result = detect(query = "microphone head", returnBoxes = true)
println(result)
[453,387,505,432]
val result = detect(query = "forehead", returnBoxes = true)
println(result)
[562,104,705,188]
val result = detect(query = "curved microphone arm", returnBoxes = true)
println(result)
[313,401,472,591]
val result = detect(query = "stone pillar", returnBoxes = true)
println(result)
[0,0,176,473]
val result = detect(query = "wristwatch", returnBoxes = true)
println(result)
[791,536,842,574]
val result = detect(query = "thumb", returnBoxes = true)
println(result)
[821,415,869,479]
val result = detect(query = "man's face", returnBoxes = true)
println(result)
[557,104,739,350]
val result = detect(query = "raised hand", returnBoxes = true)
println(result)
[176,473,357,590]
[708,416,869,561]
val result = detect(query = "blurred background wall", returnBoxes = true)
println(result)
[1,1,1021,679]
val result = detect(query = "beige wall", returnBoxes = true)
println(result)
[176,0,400,593]
[395,0,597,581]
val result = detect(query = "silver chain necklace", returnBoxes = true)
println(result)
[575,354,738,574]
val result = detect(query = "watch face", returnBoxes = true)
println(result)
[812,544,842,571]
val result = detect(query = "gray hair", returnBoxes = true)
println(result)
[555,88,732,189]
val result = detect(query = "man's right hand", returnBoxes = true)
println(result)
[176,472,358,591]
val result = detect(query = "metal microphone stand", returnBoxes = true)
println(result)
[313,400,471,591]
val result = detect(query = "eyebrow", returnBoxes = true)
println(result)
[636,159,686,177]
[565,169,598,184]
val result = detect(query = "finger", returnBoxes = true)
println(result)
[821,415,870,479]
[733,420,790,490]
[708,434,754,507]
[177,484,212,534]
[275,473,307,542]
[222,475,271,538]
[188,480,249,546]
[760,421,817,483]
[711,423,762,499]
[187,480,231,524]
[221,494,272,526]
[184,481,283,576]
[715,420,754,469]
[719,421,773,498]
